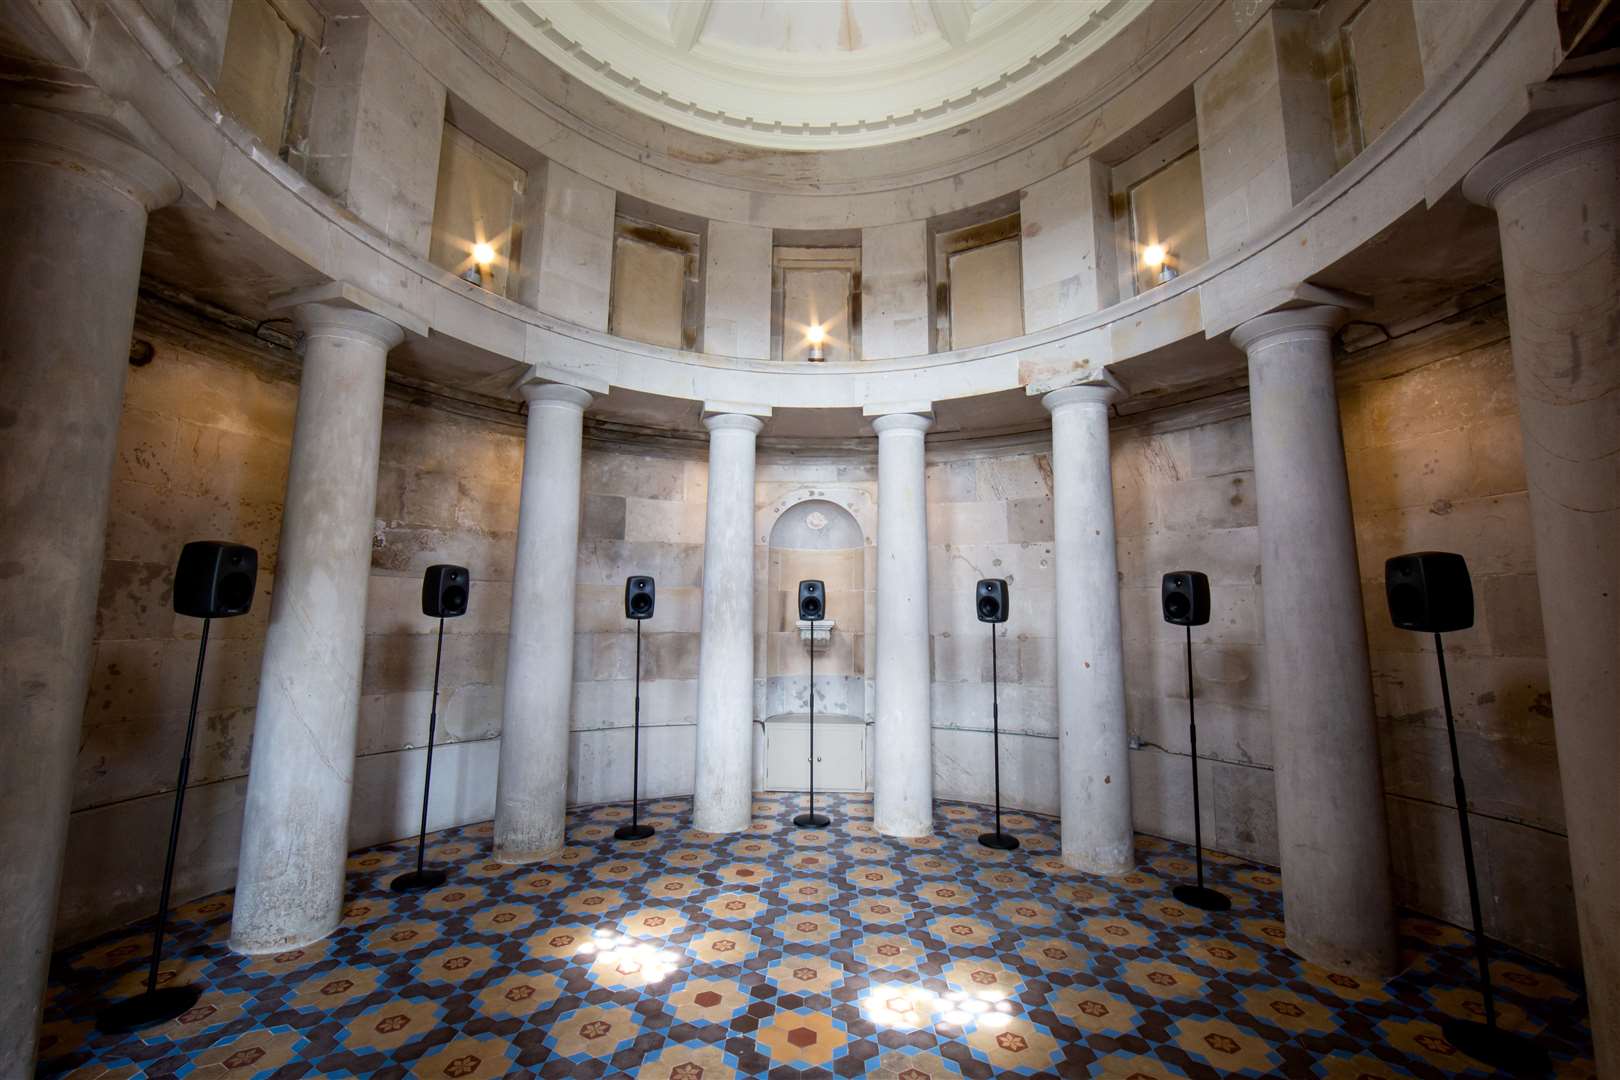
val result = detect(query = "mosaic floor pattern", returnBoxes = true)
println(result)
[41,793,1594,1078]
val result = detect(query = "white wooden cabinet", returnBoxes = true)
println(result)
[763,715,865,792]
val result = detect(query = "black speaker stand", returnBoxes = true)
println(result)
[97,620,212,1032]
[1170,623,1228,912]
[393,617,450,892]
[794,617,830,829]
[616,619,655,841]
[978,624,1018,851]
[1430,633,1549,1074]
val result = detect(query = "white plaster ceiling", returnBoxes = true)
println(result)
[480,0,1146,148]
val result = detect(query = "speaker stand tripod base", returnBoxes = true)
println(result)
[1429,633,1549,1076]
[617,620,656,842]
[794,617,830,829]
[96,983,203,1034]
[97,620,215,1033]
[1173,623,1228,911]
[1440,1018,1549,1075]
[978,624,1019,851]
[391,617,451,893]
[1171,883,1231,912]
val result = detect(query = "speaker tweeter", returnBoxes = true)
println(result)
[173,541,257,619]
[976,579,1009,623]
[423,565,470,618]
[798,579,825,621]
[625,576,656,620]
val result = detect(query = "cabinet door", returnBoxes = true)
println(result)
[764,723,866,792]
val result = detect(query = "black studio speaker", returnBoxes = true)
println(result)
[1386,552,1473,633]
[173,541,257,619]
[1162,571,1211,627]
[625,575,656,620]
[423,565,470,618]
[798,580,825,621]
[976,579,1009,623]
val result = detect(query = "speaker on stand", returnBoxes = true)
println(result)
[1385,552,1549,1075]
[794,580,830,828]
[392,565,471,892]
[617,576,657,841]
[1162,571,1228,912]
[98,541,257,1033]
[976,579,1018,851]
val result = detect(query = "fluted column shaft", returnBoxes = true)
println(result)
[230,302,402,953]
[1043,384,1132,873]
[873,412,934,837]
[692,413,763,833]
[0,106,179,1077]
[1233,306,1396,977]
[1466,99,1620,1075]
[494,384,593,861]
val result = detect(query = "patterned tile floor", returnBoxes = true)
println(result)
[40,793,1594,1078]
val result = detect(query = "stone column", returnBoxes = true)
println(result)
[230,301,402,954]
[1043,383,1133,873]
[1231,306,1397,977]
[0,106,178,1078]
[693,413,764,834]
[1465,98,1620,1075]
[493,384,593,862]
[872,412,934,837]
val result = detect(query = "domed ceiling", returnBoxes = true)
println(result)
[481,0,1146,149]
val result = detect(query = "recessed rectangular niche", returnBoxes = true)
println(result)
[936,212,1024,350]
[216,0,297,149]
[1123,144,1208,297]
[429,124,526,297]
[609,217,701,350]
[1344,0,1425,147]
[774,246,861,363]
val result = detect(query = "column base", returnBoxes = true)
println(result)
[1061,847,1135,876]
[1285,926,1400,980]
[228,920,339,958]
[491,843,565,866]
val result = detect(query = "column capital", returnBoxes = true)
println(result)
[1464,97,1620,208]
[0,105,180,211]
[1229,305,1347,355]
[521,382,594,411]
[289,302,406,353]
[704,412,764,435]
[871,412,933,436]
[1043,374,1123,413]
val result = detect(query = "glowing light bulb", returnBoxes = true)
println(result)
[806,323,826,345]
[472,241,496,266]
[1141,243,1166,269]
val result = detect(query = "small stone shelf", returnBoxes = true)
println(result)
[796,619,834,653]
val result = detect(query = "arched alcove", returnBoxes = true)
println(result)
[761,499,868,792]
